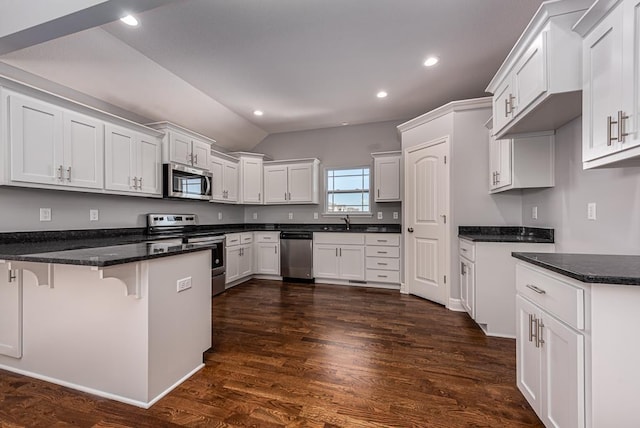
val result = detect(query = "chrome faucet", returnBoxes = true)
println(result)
[342,214,351,230]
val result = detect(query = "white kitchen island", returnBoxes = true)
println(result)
[0,244,212,408]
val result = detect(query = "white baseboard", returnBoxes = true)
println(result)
[447,298,466,312]
[314,278,401,290]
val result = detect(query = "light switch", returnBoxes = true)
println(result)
[288,212,294,220]
[393,212,398,220]
[377,212,383,220]
[313,212,319,220]
[587,202,596,220]
[532,206,538,220]
[39,208,51,222]
[252,212,258,220]
[90,209,99,221]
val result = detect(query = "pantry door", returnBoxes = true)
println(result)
[404,138,449,305]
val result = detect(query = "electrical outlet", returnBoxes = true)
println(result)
[252,212,258,220]
[39,208,51,222]
[313,212,319,220]
[377,211,383,220]
[532,206,538,220]
[218,212,223,220]
[90,209,99,221]
[393,212,398,220]
[587,202,597,220]
[177,277,192,292]
[288,212,294,220]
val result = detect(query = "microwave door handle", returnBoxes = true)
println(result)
[205,176,212,197]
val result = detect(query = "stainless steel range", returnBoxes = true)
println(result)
[147,214,226,296]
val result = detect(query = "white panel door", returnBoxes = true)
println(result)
[338,246,365,281]
[209,157,225,201]
[225,247,241,284]
[224,161,239,202]
[0,265,22,358]
[256,243,280,275]
[516,296,542,413]
[105,124,136,193]
[264,165,288,203]
[239,245,253,278]
[313,245,340,279]
[582,5,624,161]
[9,93,63,185]
[242,158,263,204]
[374,157,401,201]
[191,140,210,170]
[540,312,585,428]
[288,163,314,203]
[460,258,475,318]
[169,132,193,166]
[64,111,104,190]
[493,78,514,133]
[405,140,449,305]
[514,32,547,114]
[137,134,161,196]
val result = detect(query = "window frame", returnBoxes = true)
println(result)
[323,165,372,217]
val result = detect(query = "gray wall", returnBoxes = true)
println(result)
[522,117,640,255]
[0,186,243,232]
[246,120,403,224]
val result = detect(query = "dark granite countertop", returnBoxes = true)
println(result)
[512,252,640,286]
[0,223,401,267]
[458,226,554,243]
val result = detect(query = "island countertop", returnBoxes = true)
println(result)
[512,252,640,286]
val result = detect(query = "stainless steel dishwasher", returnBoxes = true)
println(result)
[280,231,314,282]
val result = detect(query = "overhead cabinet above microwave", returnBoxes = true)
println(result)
[147,121,212,171]
[485,0,591,139]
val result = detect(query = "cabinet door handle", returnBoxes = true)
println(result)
[504,98,510,117]
[496,171,500,184]
[536,319,545,348]
[132,177,138,189]
[288,192,291,200]
[258,192,261,201]
[377,189,380,198]
[618,110,629,143]
[460,261,465,275]
[607,115,618,146]
[66,166,71,181]
[138,177,142,189]
[528,314,535,343]
[8,269,17,283]
[57,165,64,180]
[284,192,287,200]
[339,248,342,257]
[275,246,277,254]
[526,284,546,294]
[194,153,198,164]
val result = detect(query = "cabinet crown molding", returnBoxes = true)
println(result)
[146,121,217,145]
[397,97,491,133]
[572,0,623,35]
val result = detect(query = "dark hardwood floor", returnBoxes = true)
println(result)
[0,280,542,427]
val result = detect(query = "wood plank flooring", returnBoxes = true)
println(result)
[0,280,542,427]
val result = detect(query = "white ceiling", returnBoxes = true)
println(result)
[0,0,544,150]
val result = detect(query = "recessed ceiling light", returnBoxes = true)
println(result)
[423,56,439,67]
[253,110,264,116]
[376,91,388,99]
[120,14,139,27]
[341,122,349,126]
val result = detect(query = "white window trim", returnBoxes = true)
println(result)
[323,165,372,216]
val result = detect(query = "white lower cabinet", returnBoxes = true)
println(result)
[459,257,475,318]
[254,232,280,276]
[313,233,365,282]
[365,234,401,285]
[0,265,22,358]
[225,233,253,285]
[516,264,586,428]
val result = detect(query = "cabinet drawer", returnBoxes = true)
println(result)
[240,232,253,244]
[516,263,585,330]
[313,232,365,245]
[365,234,400,246]
[366,246,399,258]
[366,269,400,283]
[459,239,475,261]
[226,233,241,247]
[254,232,279,243]
[366,257,400,271]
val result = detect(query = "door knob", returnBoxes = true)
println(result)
[407,227,414,233]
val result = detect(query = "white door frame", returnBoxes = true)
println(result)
[402,136,451,307]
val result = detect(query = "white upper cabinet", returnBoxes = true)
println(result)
[263,158,320,204]
[486,0,591,138]
[104,124,161,196]
[210,150,239,203]
[574,0,640,169]
[7,91,104,190]
[147,122,213,170]
[372,151,401,202]
[232,152,266,204]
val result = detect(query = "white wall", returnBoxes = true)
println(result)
[246,120,403,224]
[0,187,243,232]
[522,117,640,255]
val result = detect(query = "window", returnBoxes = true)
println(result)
[325,167,370,213]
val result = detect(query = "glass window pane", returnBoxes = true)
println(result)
[333,176,365,190]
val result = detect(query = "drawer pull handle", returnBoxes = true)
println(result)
[378,275,388,278]
[377,262,388,266]
[526,284,546,294]
[377,251,388,254]
[377,240,387,243]
[461,248,467,252]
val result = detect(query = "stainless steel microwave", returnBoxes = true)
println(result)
[163,163,212,201]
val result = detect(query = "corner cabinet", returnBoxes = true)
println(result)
[104,124,162,196]
[231,152,266,204]
[574,0,640,169]
[6,90,104,191]
[210,150,239,203]
[147,122,212,170]
[372,151,401,202]
[488,128,555,193]
[263,158,320,204]
[485,1,591,138]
